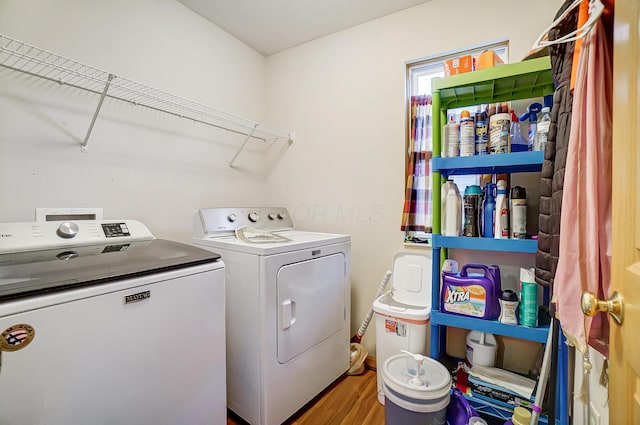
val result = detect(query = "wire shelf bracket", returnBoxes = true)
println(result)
[0,34,294,157]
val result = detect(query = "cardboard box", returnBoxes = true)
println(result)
[475,49,505,70]
[444,55,474,76]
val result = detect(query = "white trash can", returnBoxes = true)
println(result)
[373,252,432,404]
[373,294,430,404]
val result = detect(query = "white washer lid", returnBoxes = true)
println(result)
[390,252,432,307]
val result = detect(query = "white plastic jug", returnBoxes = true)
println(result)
[441,180,461,237]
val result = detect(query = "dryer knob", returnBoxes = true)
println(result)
[227,214,237,222]
[57,222,79,239]
[268,213,277,220]
[248,212,259,222]
[277,213,286,220]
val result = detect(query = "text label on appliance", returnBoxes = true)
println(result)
[124,291,151,304]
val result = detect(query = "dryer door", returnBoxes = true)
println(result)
[276,253,346,364]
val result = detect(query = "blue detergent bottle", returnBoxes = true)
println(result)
[482,183,496,238]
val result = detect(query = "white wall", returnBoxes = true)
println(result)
[0,0,273,242]
[263,0,563,360]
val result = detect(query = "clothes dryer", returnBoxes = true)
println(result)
[193,207,351,425]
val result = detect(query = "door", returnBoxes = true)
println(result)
[609,0,640,421]
[276,253,346,363]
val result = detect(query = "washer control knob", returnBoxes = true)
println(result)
[56,222,79,239]
[227,214,237,222]
[277,213,286,220]
[268,213,277,220]
[248,212,259,222]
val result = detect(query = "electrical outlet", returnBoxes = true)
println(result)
[589,402,601,425]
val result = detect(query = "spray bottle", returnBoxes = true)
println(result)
[482,183,496,238]
[510,186,527,239]
[459,110,475,156]
[509,110,528,152]
[519,103,542,151]
[444,115,459,158]
[494,180,509,239]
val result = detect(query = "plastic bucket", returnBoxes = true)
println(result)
[465,331,497,368]
[382,353,451,425]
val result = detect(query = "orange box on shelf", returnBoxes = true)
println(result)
[444,55,474,76]
[475,49,505,70]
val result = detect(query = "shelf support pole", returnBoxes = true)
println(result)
[81,73,114,152]
[229,123,259,167]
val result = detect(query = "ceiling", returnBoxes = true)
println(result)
[178,0,431,56]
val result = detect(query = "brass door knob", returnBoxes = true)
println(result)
[581,291,624,325]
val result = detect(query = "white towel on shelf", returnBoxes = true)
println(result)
[468,364,536,399]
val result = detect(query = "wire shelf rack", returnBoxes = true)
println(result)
[0,34,293,160]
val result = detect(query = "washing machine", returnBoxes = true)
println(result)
[0,218,226,425]
[193,207,351,425]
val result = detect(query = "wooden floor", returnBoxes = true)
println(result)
[227,368,385,425]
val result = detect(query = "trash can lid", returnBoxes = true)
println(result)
[382,353,451,401]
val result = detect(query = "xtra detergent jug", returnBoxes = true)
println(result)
[441,263,502,320]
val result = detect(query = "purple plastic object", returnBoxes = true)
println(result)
[441,264,502,320]
[446,388,478,425]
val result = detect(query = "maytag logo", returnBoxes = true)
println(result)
[0,234,12,238]
[124,291,151,304]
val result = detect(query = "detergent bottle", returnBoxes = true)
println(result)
[463,185,482,237]
[442,180,462,236]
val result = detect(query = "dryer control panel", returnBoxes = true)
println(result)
[195,207,294,236]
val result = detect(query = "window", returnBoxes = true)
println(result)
[402,40,509,243]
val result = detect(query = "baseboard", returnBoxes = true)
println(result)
[365,355,377,371]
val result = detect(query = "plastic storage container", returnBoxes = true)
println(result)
[382,352,451,425]
[374,253,432,404]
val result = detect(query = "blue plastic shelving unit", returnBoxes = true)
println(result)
[428,58,568,425]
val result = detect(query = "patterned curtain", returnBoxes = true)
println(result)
[401,95,432,233]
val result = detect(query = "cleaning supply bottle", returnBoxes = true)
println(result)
[509,110,528,152]
[482,183,496,238]
[498,289,519,325]
[444,115,459,158]
[442,180,462,236]
[489,112,511,154]
[459,110,475,156]
[494,180,509,239]
[519,103,542,151]
[534,106,551,151]
[474,111,488,155]
[463,185,482,237]
[510,186,527,239]
[519,268,538,328]
[504,406,532,425]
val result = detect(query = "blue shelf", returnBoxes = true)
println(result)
[464,394,552,424]
[432,235,538,252]
[431,311,549,343]
[432,151,544,177]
